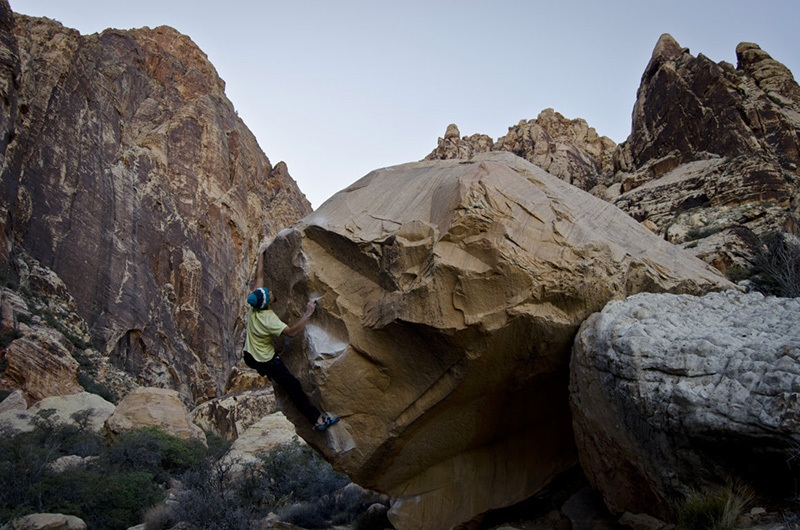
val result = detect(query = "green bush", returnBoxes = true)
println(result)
[105,427,207,482]
[0,423,211,529]
[257,438,350,509]
[1,421,389,530]
[15,313,33,326]
[686,224,724,242]
[40,468,163,530]
[77,373,118,403]
[169,439,388,529]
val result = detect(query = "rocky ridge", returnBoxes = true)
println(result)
[428,34,800,277]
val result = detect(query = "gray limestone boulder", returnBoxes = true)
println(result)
[570,290,800,519]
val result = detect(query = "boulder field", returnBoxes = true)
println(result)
[259,152,733,529]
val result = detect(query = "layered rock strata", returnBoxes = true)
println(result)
[260,152,732,529]
[570,290,800,519]
[608,34,800,273]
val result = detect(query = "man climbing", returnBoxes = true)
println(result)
[243,242,339,432]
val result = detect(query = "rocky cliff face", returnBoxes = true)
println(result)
[428,34,800,278]
[609,34,800,274]
[0,4,311,404]
[260,152,732,530]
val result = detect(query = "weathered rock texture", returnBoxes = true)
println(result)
[0,391,115,434]
[0,5,311,405]
[0,252,136,403]
[103,386,206,444]
[427,109,616,191]
[608,34,800,274]
[221,411,301,469]
[261,152,733,529]
[426,35,800,278]
[570,290,800,519]
[190,385,278,440]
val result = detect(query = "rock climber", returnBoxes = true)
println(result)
[242,242,339,432]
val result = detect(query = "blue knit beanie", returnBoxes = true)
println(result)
[247,287,270,310]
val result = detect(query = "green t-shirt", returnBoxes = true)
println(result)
[245,308,288,362]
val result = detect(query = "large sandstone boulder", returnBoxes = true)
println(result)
[570,290,800,519]
[0,8,311,405]
[104,387,206,444]
[221,411,301,469]
[260,152,733,529]
[4,329,82,401]
[423,35,800,280]
[0,391,115,434]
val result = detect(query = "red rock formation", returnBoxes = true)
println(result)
[608,34,800,274]
[0,4,311,404]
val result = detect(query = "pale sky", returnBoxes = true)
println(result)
[10,1,800,208]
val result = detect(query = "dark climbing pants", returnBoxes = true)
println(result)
[243,351,321,425]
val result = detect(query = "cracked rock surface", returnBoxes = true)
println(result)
[570,290,800,519]
[261,152,732,530]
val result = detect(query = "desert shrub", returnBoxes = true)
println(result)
[204,428,233,461]
[750,231,800,297]
[0,423,164,528]
[170,439,378,529]
[0,328,21,348]
[77,372,118,402]
[171,457,257,530]
[142,502,178,530]
[40,311,92,351]
[259,442,386,528]
[784,511,800,530]
[40,467,163,530]
[257,439,350,509]
[2,422,386,530]
[15,312,33,326]
[27,409,104,458]
[686,224,725,242]
[104,427,207,482]
[678,480,755,530]
[278,501,329,528]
